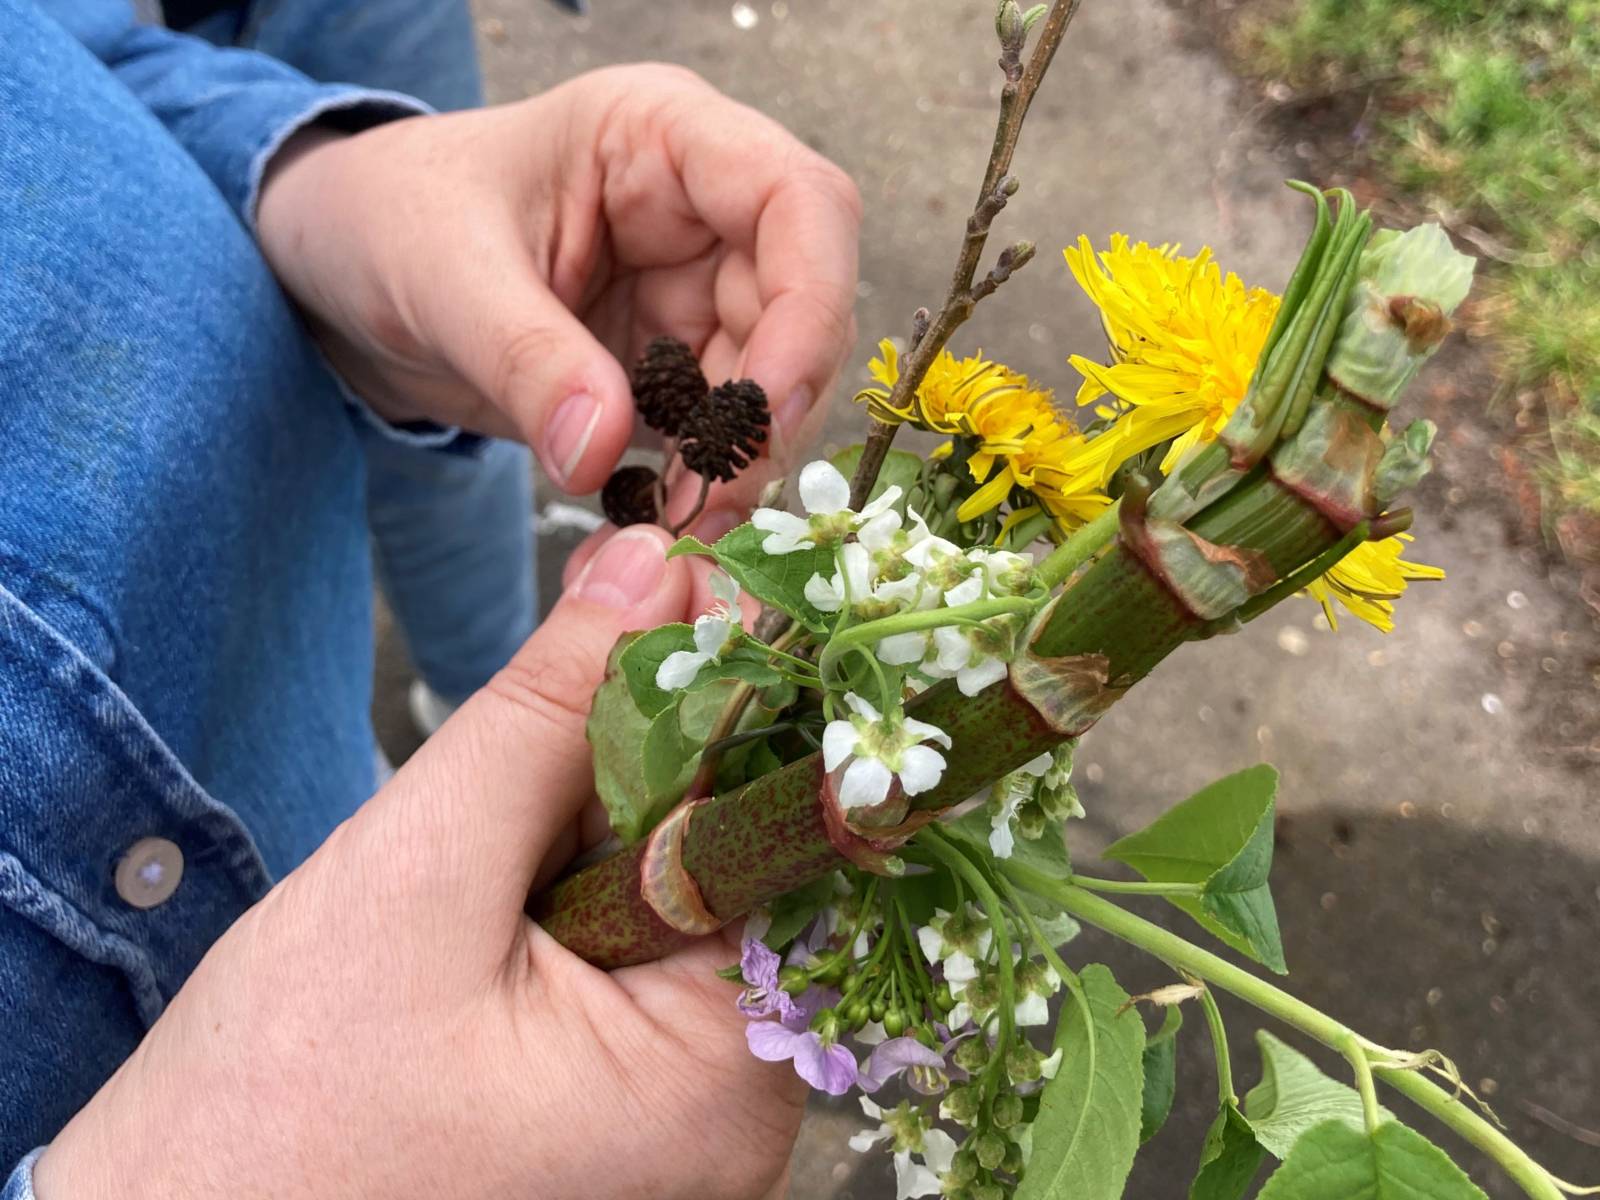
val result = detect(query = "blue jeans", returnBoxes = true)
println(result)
[188,0,539,706]
[0,0,527,1185]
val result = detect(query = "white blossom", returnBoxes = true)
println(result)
[751,461,902,554]
[823,693,951,809]
[849,1099,959,1200]
[655,571,740,689]
[987,751,1052,858]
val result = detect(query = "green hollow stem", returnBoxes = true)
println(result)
[1002,863,1564,1200]
[1068,876,1206,897]
[818,594,1039,687]
[1036,501,1121,589]
[1198,985,1237,1105]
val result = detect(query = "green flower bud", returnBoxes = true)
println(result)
[869,997,888,1023]
[840,968,866,996]
[813,956,847,986]
[1006,1042,1044,1084]
[778,965,810,995]
[991,1093,1023,1130]
[842,996,870,1029]
[949,1147,980,1187]
[941,1083,982,1127]
[883,1008,907,1037]
[935,984,956,1013]
[975,1130,1008,1171]
[995,0,1025,50]
[953,1037,990,1073]
[972,1179,1006,1200]
[1015,798,1049,841]
[1002,1137,1024,1175]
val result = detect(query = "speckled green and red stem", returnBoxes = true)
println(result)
[532,469,1342,968]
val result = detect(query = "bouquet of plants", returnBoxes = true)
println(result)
[528,4,1587,1198]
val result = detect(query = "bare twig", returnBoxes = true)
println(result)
[846,0,1084,508]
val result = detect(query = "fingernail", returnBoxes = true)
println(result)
[542,392,602,486]
[777,385,813,437]
[694,508,739,543]
[575,528,667,608]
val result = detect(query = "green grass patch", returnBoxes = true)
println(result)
[1237,0,1600,526]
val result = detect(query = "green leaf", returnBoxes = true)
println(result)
[946,805,1072,881]
[618,623,784,717]
[1244,1031,1393,1160]
[762,875,839,951]
[1256,1120,1490,1200]
[1191,1103,1267,1200]
[828,444,924,515]
[673,524,837,632]
[1105,764,1287,973]
[1140,1006,1182,1144]
[1013,964,1145,1200]
[588,634,664,844]
[619,624,697,716]
[642,704,701,800]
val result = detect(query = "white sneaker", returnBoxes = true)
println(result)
[408,680,460,738]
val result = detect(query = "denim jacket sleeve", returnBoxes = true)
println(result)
[31,0,470,450]
[35,0,429,227]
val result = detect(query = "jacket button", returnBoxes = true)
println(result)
[114,837,185,909]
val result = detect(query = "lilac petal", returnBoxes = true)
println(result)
[746,1020,802,1063]
[792,1038,861,1096]
[858,1037,946,1092]
[783,984,840,1031]
[742,938,781,988]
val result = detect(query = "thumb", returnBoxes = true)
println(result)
[443,266,636,494]
[379,526,692,918]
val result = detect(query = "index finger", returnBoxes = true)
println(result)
[666,92,863,447]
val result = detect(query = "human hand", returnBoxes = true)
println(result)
[256,66,861,525]
[34,528,805,1200]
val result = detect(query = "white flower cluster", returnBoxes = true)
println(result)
[919,904,1063,1036]
[753,460,1038,697]
[851,1097,959,1200]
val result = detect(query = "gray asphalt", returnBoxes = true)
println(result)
[372,2,1600,1195]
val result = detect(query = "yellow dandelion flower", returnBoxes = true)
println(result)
[1066,233,1446,632]
[858,339,1112,533]
[1063,234,1280,477]
[1304,534,1446,634]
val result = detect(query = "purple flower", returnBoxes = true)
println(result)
[746,1020,860,1095]
[857,1037,949,1094]
[737,938,795,1021]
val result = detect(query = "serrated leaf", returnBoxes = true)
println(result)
[1191,1103,1268,1200]
[1013,964,1145,1200]
[946,805,1072,881]
[1105,765,1287,973]
[1256,1119,1489,1200]
[673,523,837,632]
[619,623,785,718]
[588,634,661,844]
[1244,1031,1393,1160]
[619,624,698,716]
[1140,1006,1182,1144]
[828,444,924,515]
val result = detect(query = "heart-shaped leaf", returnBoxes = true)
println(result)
[1105,765,1286,973]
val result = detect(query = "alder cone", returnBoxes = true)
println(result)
[679,379,770,483]
[632,336,707,437]
[600,465,661,527]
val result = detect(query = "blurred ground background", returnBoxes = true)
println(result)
[372,1,1600,1195]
